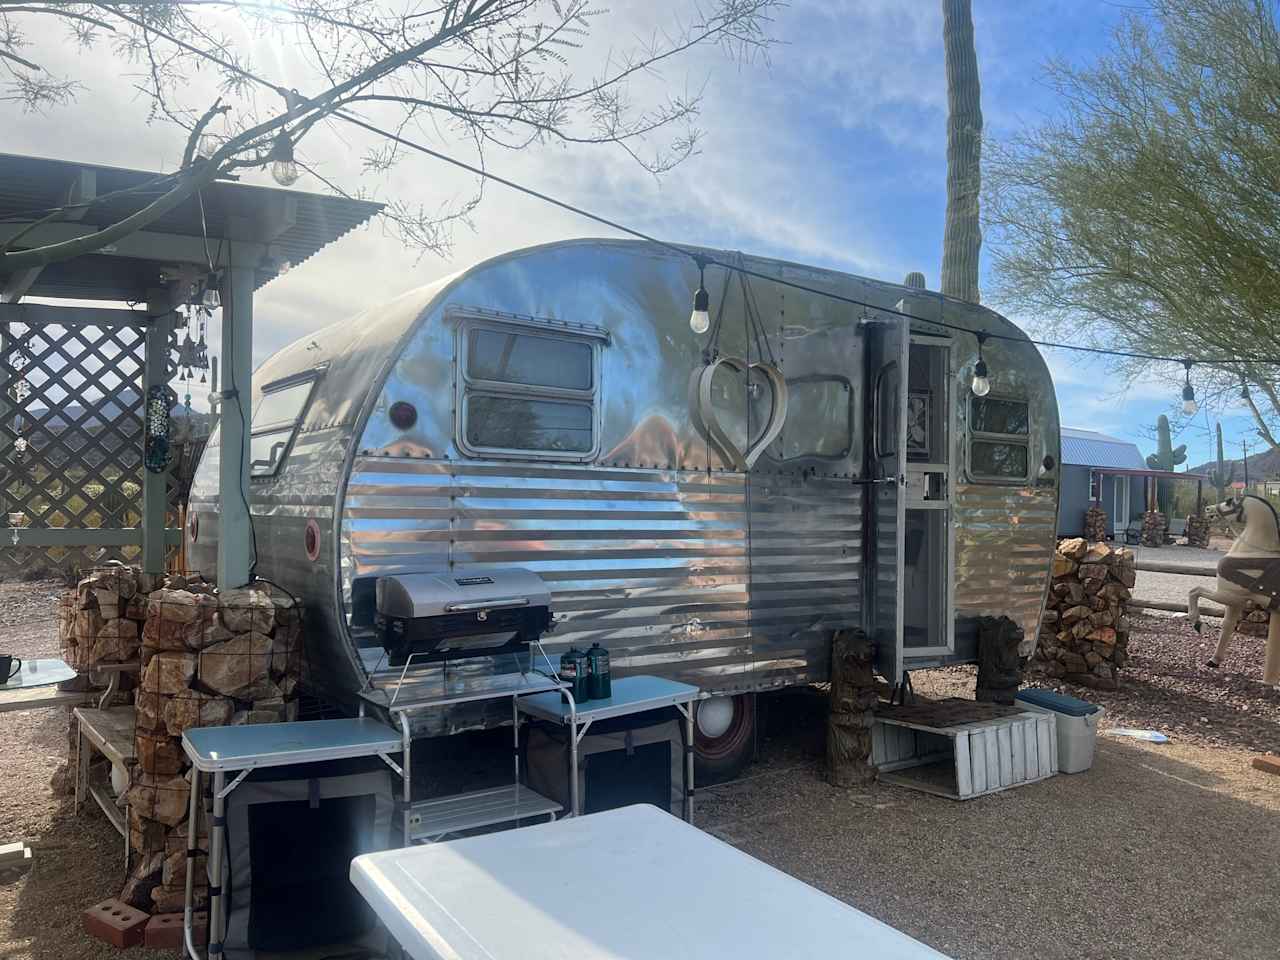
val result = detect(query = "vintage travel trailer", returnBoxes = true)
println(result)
[186,239,1061,778]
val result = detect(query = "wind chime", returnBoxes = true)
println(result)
[147,280,214,474]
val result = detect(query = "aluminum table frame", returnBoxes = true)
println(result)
[516,675,700,821]
[179,717,403,960]
[364,668,571,844]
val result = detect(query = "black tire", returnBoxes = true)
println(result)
[693,693,755,785]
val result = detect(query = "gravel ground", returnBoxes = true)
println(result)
[4,580,1280,959]
[702,695,1280,960]
[1130,543,1220,607]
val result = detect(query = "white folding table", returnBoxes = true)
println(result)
[180,717,403,960]
[517,674,699,820]
[350,804,952,960]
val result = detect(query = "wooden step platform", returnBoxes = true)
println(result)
[872,698,1058,800]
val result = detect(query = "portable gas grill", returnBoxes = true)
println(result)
[374,568,555,667]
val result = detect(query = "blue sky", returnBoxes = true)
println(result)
[5,0,1257,466]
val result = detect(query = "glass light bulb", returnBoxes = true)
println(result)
[271,158,299,186]
[689,308,710,334]
[202,286,221,309]
[197,132,220,159]
[1182,398,1198,416]
[971,374,991,397]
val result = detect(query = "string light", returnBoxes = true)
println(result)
[269,130,299,186]
[1181,360,1198,416]
[971,332,991,397]
[689,260,710,334]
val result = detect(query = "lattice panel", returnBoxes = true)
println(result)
[1,318,170,576]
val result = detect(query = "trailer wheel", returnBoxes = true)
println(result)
[693,693,755,785]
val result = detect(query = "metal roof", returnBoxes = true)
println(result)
[0,153,383,301]
[1060,426,1148,469]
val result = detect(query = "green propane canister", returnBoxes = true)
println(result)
[587,642,611,701]
[559,647,590,704]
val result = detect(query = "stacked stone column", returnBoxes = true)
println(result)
[1031,538,1135,690]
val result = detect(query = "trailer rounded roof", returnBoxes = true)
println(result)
[252,237,1043,437]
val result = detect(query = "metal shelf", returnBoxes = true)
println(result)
[408,784,561,842]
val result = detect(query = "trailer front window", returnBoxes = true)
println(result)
[249,375,318,477]
[459,319,599,460]
[969,395,1030,483]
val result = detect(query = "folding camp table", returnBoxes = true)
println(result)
[350,804,953,960]
[516,674,699,820]
[180,717,403,960]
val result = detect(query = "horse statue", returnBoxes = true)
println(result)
[1187,494,1280,686]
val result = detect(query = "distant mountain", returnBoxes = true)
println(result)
[25,386,210,432]
[1188,444,1280,483]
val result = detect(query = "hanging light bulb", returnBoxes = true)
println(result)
[1181,360,1198,416]
[269,130,300,186]
[689,260,710,334]
[197,131,220,160]
[202,281,221,310]
[971,332,991,397]
[1241,375,1251,402]
[14,437,27,457]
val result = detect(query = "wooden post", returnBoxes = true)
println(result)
[217,263,253,588]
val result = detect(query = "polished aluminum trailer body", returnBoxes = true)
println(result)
[187,239,1061,732]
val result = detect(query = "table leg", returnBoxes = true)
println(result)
[183,768,200,960]
[207,771,227,958]
[75,721,88,813]
[682,703,695,824]
[399,713,413,845]
[563,690,580,817]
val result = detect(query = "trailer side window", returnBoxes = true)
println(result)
[460,323,598,458]
[969,396,1030,482]
[249,376,317,477]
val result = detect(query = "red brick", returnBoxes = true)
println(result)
[144,911,207,949]
[1252,755,1280,777]
[82,898,148,948]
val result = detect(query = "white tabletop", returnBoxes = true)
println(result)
[350,804,950,960]
[0,657,76,689]
[518,674,699,725]
[182,717,402,772]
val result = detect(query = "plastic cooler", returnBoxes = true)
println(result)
[1014,689,1103,774]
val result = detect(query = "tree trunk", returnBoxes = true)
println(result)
[941,0,983,303]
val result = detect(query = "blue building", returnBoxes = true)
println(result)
[1058,428,1148,539]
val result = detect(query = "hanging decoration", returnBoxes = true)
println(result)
[144,384,173,473]
[688,256,789,470]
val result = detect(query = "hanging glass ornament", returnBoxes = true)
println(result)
[14,437,27,456]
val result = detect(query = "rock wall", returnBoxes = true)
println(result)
[1185,514,1211,548]
[1031,538,1134,690]
[1083,504,1108,543]
[59,565,303,915]
[1141,510,1166,548]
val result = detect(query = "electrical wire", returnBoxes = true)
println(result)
[330,109,1280,372]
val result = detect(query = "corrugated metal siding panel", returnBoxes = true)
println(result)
[953,484,1057,654]
[747,473,863,688]
[343,459,865,702]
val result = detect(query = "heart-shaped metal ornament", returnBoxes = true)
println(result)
[693,356,789,470]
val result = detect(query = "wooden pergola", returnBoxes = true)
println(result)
[0,153,381,585]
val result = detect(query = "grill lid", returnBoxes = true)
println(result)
[375,568,551,621]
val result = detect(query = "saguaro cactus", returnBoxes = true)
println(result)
[941,0,983,304]
[1145,414,1187,516]
[1207,422,1235,501]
